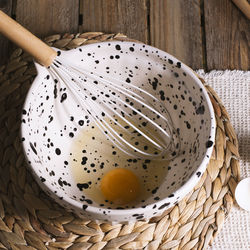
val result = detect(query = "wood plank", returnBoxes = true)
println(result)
[79,0,148,43]
[150,0,203,70]
[205,0,250,70]
[15,0,79,38]
[0,0,13,65]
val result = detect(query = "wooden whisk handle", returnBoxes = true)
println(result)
[232,0,250,19]
[0,10,57,67]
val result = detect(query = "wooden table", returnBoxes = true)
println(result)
[0,0,249,71]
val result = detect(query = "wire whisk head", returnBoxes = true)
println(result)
[49,59,180,160]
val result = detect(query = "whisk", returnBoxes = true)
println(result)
[0,11,179,159]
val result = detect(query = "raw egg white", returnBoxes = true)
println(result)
[70,116,169,208]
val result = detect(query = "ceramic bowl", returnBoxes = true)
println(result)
[21,41,216,222]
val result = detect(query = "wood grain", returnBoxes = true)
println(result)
[149,0,203,70]
[1,1,249,70]
[15,0,79,38]
[0,0,13,66]
[79,0,148,43]
[205,0,250,70]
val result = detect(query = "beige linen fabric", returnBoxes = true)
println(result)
[197,70,250,250]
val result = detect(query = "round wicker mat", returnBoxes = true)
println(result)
[0,32,240,250]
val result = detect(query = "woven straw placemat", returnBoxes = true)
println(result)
[0,32,240,250]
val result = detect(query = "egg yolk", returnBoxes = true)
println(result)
[100,168,140,205]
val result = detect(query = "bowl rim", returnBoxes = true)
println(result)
[21,40,216,219]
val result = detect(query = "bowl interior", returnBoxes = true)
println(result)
[22,41,215,215]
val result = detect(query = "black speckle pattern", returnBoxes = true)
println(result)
[206,140,213,148]
[196,105,205,115]
[158,202,170,210]
[82,204,88,210]
[21,41,215,223]
[196,171,201,177]
[77,183,89,190]
[29,142,37,155]
[55,148,61,155]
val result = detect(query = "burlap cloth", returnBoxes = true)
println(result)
[0,32,243,249]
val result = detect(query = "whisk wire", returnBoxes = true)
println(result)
[60,63,170,149]
[49,59,179,159]
[62,61,174,140]
[50,63,161,157]
[65,61,173,126]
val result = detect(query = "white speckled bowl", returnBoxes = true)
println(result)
[21,41,216,222]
